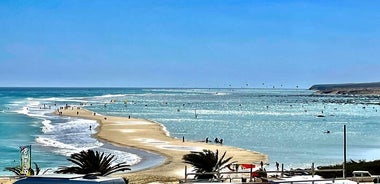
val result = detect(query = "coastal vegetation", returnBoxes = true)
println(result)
[182,149,235,180]
[55,149,130,176]
[4,162,49,176]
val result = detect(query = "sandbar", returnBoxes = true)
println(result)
[56,108,267,183]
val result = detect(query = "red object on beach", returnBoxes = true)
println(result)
[241,164,255,169]
[252,171,259,177]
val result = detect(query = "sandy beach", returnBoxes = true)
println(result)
[56,107,267,183]
[0,177,16,184]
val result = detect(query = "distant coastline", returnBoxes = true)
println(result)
[309,82,380,95]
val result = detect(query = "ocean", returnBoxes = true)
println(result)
[0,87,379,175]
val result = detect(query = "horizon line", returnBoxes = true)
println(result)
[0,86,307,90]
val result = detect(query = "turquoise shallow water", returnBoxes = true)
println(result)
[0,87,379,175]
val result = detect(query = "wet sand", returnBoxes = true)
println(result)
[56,107,267,183]
[99,140,166,172]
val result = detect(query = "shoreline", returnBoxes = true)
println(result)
[99,140,166,172]
[56,107,267,183]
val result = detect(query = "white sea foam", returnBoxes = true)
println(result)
[12,98,51,118]
[39,97,89,103]
[36,137,83,155]
[213,92,228,96]
[95,147,141,165]
[37,136,103,154]
[0,94,146,175]
[51,119,98,133]
[37,118,103,155]
[36,136,140,165]
[41,119,54,133]
[35,115,142,165]
[94,94,127,98]
[15,106,29,115]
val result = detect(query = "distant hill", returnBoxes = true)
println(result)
[309,82,380,95]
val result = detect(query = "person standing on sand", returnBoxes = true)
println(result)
[214,137,219,143]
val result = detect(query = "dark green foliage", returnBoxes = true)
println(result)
[55,149,131,176]
[33,162,40,175]
[4,162,41,176]
[316,160,380,178]
[182,149,236,180]
[255,168,267,178]
[4,166,22,176]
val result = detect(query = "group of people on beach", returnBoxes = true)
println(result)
[204,137,223,144]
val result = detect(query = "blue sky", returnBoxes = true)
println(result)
[1,0,379,88]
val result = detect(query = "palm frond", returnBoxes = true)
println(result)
[4,167,22,176]
[55,149,131,176]
[183,149,235,179]
[33,162,40,175]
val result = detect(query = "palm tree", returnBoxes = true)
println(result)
[182,149,236,180]
[55,149,130,176]
[5,162,50,176]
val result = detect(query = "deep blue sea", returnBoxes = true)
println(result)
[0,87,380,175]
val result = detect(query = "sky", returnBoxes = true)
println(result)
[1,0,380,88]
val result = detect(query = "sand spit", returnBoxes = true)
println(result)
[56,108,267,183]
